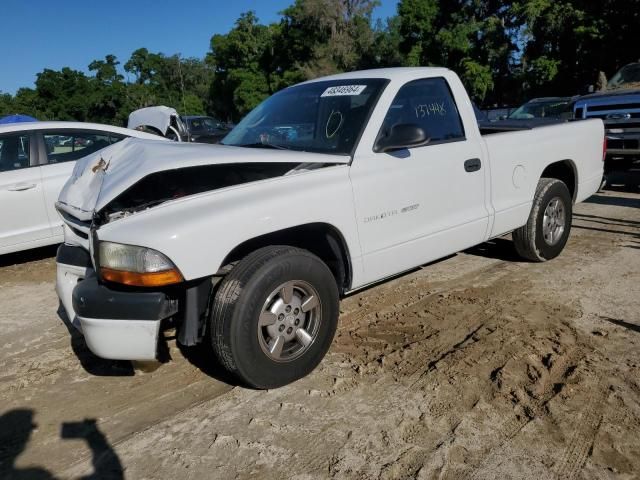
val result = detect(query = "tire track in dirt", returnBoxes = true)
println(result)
[312,261,590,479]
[332,262,591,479]
[332,260,524,382]
[432,349,585,480]
[553,374,607,480]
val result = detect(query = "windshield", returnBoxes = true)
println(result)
[222,79,388,155]
[188,117,221,131]
[509,99,573,119]
[608,63,640,89]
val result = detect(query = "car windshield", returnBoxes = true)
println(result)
[188,117,221,130]
[203,117,220,129]
[509,99,573,119]
[608,63,640,89]
[222,79,388,155]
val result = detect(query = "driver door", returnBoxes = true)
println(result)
[350,77,489,284]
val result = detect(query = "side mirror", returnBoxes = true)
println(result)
[374,124,430,153]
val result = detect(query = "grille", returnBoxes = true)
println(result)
[607,139,640,150]
[587,102,640,112]
[58,209,91,239]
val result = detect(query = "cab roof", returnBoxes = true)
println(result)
[302,67,452,84]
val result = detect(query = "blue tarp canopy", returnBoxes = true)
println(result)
[0,114,38,124]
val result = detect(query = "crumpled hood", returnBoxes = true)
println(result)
[57,137,349,221]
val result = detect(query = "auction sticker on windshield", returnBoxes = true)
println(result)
[321,85,367,97]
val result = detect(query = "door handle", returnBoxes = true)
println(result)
[464,158,482,172]
[7,183,36,191]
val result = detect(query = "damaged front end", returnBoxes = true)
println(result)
[56,239,212,360]
[99,162,305,222]
[55,138,347,360]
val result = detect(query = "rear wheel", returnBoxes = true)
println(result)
[513,178,572,262]
[210,246,339,389]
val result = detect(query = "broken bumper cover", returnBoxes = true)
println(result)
[56,244,178,361]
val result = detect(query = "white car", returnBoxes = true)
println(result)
[0,121,165,255]
[55,68,605,388]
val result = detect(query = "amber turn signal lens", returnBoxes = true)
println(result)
[100,267,183,287]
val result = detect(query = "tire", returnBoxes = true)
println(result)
[513,178,572,262]
[210,246,339,389]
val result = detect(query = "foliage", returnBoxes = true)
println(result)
[1,0,639,124]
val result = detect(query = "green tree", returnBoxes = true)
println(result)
[207,11,275,121]
[367,16,404,67]
[88,55,127,124]
[279,0,380,77]
[395,0,519,103]
[34,68,93,120]
[89,54,124,84]
[517,0,640,97]
[397,0,438,66]
[11,88,42,118]
[0,92,14,116]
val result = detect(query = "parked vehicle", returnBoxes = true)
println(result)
[55,67,605,389]
[0,114,38,124]
[574,62,640,173]
[0,121,166,255]
[508,97,576,120]
[182,115,232,144]
[128,106,190,142]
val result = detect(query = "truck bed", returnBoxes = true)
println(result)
[479,118,569,135]
[482,118,604,239]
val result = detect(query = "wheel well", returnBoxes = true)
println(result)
[541,160,576,201]
[220,223,352,294]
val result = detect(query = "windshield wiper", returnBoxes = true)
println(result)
[236,142,292,150]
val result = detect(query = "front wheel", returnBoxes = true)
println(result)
[513,178,573,262]
[210,246,339,389]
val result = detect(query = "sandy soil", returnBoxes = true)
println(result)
[1,177,639,480]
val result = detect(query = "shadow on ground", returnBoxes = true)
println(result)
[586,194,640,209]
[465,237,522,262]
[178,340,242,387]
[603,168,640,194]
[0,245,58,268]
[599,316,640,334]
[0,409,123,480]
[573,212,640,227]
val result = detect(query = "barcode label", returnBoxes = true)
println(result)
[321,85,367,97]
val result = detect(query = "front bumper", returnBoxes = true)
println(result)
[56,244,178,360]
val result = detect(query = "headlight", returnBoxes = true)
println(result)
[98,242,183,287]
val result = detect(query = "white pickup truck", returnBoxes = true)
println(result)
[55,68,605,388]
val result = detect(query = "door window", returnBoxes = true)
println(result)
[42,131,125,164]
[378,77,465,145]
[0,134,31,172]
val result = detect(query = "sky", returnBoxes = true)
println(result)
[0,0,398,95]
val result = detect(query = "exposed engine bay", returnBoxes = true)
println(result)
[99,162,333,223]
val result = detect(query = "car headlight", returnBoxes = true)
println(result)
[98,242,183,287]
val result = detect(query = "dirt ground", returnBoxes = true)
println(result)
[1,174,639,480]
